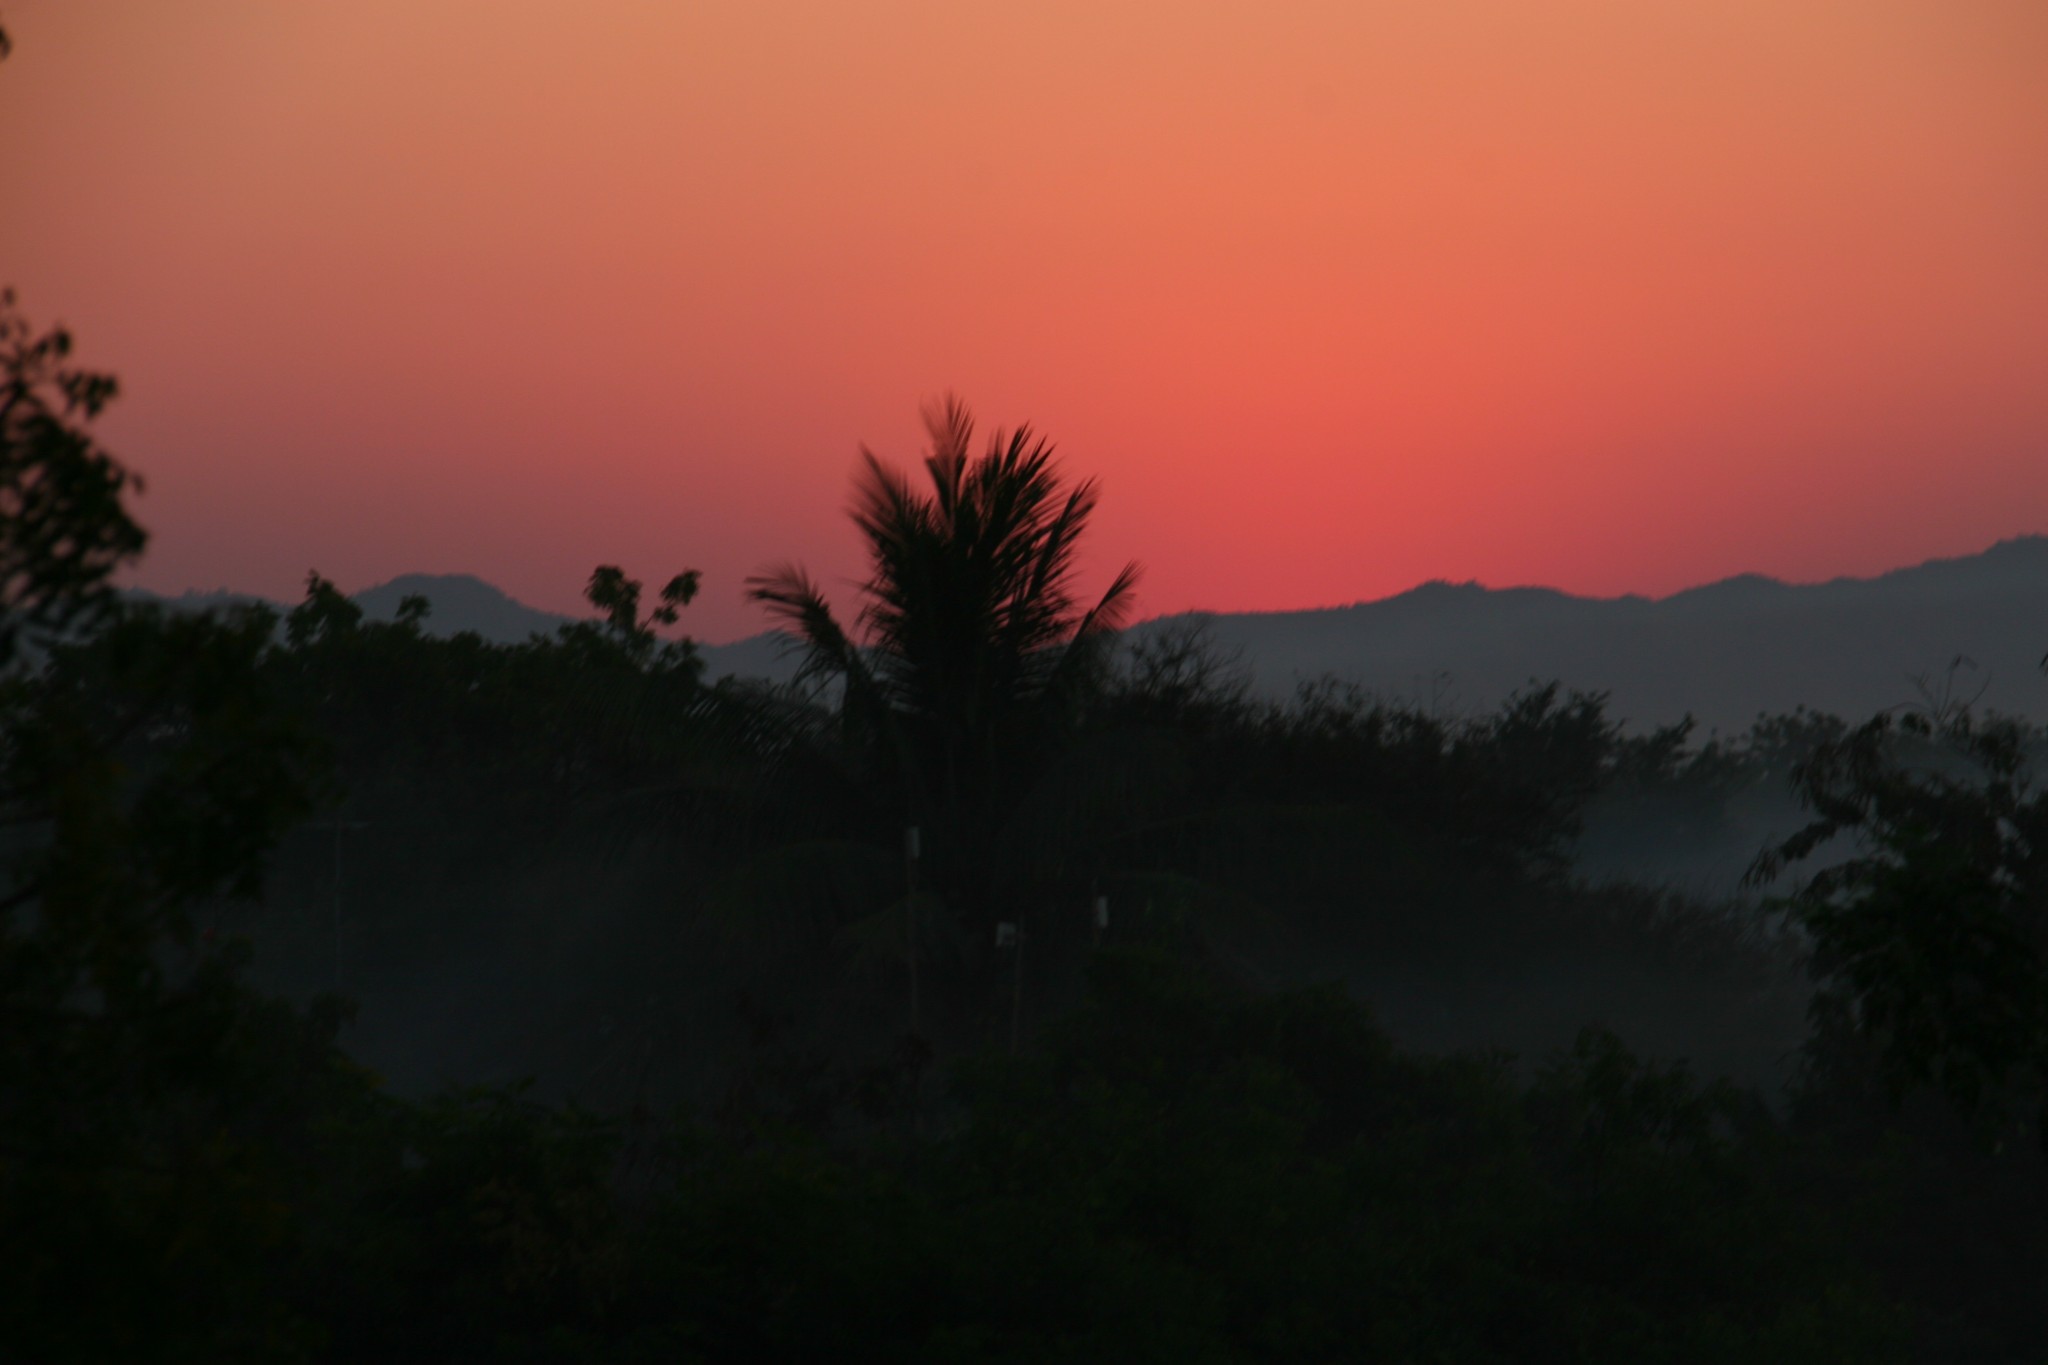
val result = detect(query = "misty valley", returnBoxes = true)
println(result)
[7,303,2048,1362]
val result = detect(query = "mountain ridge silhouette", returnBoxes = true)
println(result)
[127,536,2048,733]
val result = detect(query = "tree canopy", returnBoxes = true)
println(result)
[749,395,1139,814]
[0,289,148,668]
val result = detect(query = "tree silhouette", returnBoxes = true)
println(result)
[748,395,1138,824]
[0,292,342,1355]
[745,397,1138,1023]
[0,289,147,668]
[1753,711,2048,1150]
[585,563,700,662]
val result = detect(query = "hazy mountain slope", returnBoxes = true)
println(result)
[352,573,577,643]
[129,536,2048,731]
[1151,536,2048,733]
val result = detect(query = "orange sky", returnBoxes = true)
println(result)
[4,0,2045,641]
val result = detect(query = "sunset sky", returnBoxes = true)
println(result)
[3,1,2044,642]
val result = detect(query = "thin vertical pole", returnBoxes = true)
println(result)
[905,825,921,1034]
[331,820,344,990]
[1009,918,1024,1055]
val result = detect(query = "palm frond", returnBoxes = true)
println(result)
[1037,558,1142,703]
[920,393,974,525]
[751,397,1139,790]
[743,563,869,692]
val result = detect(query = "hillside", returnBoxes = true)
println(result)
[133,537,2048,732]
[1163,535,2048,732]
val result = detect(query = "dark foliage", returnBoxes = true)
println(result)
[1756,711,2048,1143]
[2,296,2040,1358]
[0,290,147,668]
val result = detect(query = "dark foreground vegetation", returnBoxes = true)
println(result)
[6,286,2048,1363]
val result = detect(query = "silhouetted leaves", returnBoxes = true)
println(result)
[0,290,148,669]
[1759,712,2048,1145]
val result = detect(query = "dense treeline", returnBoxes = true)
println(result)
[5,295,2047,1360]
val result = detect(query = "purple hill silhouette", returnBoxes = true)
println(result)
[130,537,2048,733]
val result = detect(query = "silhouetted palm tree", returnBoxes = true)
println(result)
[744,398,1140,1034]
[747,395,1139,822]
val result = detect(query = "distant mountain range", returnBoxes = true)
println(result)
[133,537,2048,734]
[1163,537,2048,735]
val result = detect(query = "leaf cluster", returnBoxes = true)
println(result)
[1755,711,2048,1143]
[0,290,147,669]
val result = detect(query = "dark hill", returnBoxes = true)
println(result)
[1156,535,2048,732]
[130,536,2048,731]
[352,573,576,643]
